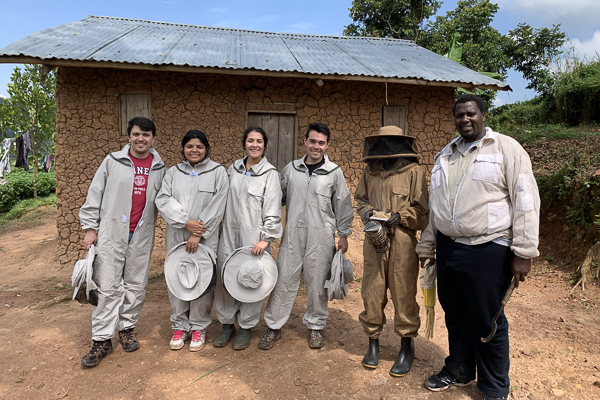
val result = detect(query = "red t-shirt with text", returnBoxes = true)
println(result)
[129,154,153,232]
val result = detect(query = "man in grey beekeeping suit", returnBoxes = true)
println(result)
[78,117,166,368]
[259,122,354,350]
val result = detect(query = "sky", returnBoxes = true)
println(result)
[0,0,599,107]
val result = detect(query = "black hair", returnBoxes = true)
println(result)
[453,94,486,115]
[181,130,210,160]
[305,122,331,142]
[242,126,269,151]
[127,117,156,136]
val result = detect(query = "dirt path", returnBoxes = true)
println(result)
[1,207,599,400]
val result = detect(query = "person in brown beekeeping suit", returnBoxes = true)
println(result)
[355,125,429,377]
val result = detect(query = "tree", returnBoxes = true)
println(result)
[344,0,566,107]
[504,23,566,94]
[418,0,511,77]
[345,0,441,42]
[5,65,56,198]
[0,97,15,136]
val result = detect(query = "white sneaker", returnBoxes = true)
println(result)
[189,330,206,352]
[170,330,189,350]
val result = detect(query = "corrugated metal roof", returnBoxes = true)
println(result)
[0,16,510,90]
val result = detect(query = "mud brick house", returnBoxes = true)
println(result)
[0,16,509,264]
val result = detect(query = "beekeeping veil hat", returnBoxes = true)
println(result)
[362,126,419,162]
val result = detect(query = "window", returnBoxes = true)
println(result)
[119,93,151,136]
[382,105,407,133]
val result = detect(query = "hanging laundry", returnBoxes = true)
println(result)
[15,132,32,171]
[0,138,15,179]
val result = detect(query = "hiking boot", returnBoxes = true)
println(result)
[482,396,508,400]
[169,330,189,350]
[389,337,414,377]
[362,338,380,369]
[80,339,113,368]
[424,370,473,392]
[232,328,251,350]
[213,324,236,348]
[189,330,206,352]
[258,328,281,350]
[118,328,140,352]
[308,329,324,349]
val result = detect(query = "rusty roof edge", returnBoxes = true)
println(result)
[0,56,512,91]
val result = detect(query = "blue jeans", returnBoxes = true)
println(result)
[128,231,134,243]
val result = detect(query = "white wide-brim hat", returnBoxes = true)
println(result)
[222,247,278,303]
[164,242,216,301]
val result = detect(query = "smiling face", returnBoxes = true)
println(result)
[184,138,206,166]
[128,125,155,158]
[245,130,266,162]
[304,130,329,163]
[454,101,486,143]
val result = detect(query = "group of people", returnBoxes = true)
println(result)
[77,94,539,400]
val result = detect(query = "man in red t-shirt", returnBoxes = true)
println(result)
[79,117,166,368]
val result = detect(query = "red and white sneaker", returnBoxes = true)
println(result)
[189,330,206,352]
[169,330,189,350]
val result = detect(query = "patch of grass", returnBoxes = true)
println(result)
[500,123,600,145]
[0,194,56,228]
[53,283,70,291]
[148,272,165,284]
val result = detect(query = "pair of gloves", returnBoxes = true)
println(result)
[363,210,401,228]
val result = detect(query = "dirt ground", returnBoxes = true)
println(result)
[1,206,600,400]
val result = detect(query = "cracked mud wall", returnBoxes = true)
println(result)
[55,67,454,265]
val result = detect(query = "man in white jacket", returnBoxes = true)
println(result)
[260,122,354,350]
[79,117,166,368]
[416,95,540,400]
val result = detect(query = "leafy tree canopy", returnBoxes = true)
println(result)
[345,0,441,41]
[344,0,567,103]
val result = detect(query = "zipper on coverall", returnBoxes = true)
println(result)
[450,144,483,234]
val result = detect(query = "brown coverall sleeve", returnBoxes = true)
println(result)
[398,165,429,231]
[354,169,374,223]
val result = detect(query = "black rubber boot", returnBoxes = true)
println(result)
[362,338,380,369]
[389,337,414,377]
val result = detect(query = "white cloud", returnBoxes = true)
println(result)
[212,20,236,28]
[492,97,506,108]
[566,31,600,61]
[211,14,279,31]
[497,0,600,20]
[496,0,600,38]
[286,22,317,33]
[257,15,279,23]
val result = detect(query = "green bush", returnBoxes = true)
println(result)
[536,154,600,239]
[488,99,546,126]
[554,60,600,125]
[0,169,56,213]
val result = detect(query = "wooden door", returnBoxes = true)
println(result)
[246,112,296,171]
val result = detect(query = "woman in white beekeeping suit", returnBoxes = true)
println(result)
[155,130,228,352]
[213,126,283,350]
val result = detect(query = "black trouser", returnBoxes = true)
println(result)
[436,231,514,398]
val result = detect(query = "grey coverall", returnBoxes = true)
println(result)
[79,144,166,341]
[264,154,353,330]
[155,157,228,332]
[215,156,283,329]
